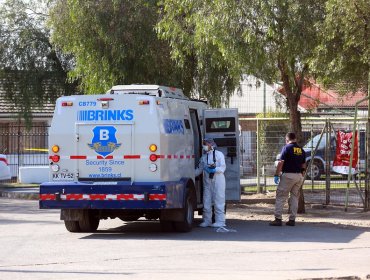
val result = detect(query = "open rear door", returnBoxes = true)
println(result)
[204,109,240,201]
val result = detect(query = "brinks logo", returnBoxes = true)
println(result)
[77,110,134,121]
[88,126,121,157]
[163,119,184,134]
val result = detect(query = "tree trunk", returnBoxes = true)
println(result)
[279,61,306,214]
[287,93,306,214]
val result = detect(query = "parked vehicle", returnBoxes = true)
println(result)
[40,84,240,233]
[303,132,365,180]
[0,154,11,181]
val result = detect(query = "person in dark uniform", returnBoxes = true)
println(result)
[270,132,306,226]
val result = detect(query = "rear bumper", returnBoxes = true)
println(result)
[39,180,186,210]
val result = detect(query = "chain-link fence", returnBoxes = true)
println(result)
[1,119,369,210]
[0,123,49,182]
[240,117,369,209]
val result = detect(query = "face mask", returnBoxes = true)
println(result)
[203,145,209,152]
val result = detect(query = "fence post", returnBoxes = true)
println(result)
[310,124,314,190]
[345,96,369,211]
[325,119,331,205]
[366,120,369,210]
[256,119,261,193]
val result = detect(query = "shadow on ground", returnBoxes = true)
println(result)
[81,217,370,244]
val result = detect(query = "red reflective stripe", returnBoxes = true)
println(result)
[0,158,8,165]
[40,193,166,201]
[70,155,87,159]
[61,154,195,160]
[116,194,134,200]
[149,194,166,201]
[40,194,56,200]
[65,194,83,200]
[89,194,106,200]
[124,155,141,159]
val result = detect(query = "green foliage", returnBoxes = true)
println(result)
[158,0,326,137]
[256,112,289,164]
[49,0,187,95]
[311,0,370,94]
[157,0,241,107]
[0,0,74,125]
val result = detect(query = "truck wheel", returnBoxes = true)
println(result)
[306,160,323,180]
[79,210,100,232]
[174,189,195,232]
[64,221,81,232]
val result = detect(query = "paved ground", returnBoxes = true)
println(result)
[1,198,370,280]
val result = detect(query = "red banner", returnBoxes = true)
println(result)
[332,131,358,174]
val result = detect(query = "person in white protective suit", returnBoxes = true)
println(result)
[195,138,226,228]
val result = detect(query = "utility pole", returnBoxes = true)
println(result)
[366,71,370,209]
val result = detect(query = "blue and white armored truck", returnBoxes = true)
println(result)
[40,85,240,232]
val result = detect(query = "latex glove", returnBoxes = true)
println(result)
[208,167,216,174]
[274,175,280,185]
[204,167,210,173]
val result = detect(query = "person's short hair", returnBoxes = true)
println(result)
[285,132,296,141]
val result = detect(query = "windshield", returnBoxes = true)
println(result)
[304,134,328,149]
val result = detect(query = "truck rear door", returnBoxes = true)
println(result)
[75,124,133,181]
[204,109,240,201]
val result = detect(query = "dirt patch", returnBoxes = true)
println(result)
[227,193,370,229]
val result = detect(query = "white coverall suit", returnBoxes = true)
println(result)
[195,149,227,227]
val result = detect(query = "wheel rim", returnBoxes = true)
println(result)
[308,163,320,178]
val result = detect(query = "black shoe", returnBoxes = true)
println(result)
[286,220,295,226]
[269,218,282,226]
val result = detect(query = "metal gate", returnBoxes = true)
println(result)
[239,117,369,209]
[0,123,49,183]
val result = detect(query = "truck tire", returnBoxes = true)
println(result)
[64,221,81,232]
[79,210,100,232]
[174,189,195,232]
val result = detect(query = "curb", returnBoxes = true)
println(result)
[0,187,39,200]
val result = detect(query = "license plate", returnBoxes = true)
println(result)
[52,173,74,181]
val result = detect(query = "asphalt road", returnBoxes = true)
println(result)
[1,198,370,280]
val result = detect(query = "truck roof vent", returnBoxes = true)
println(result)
[107,84,189,100]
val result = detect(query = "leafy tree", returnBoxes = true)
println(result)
[158,0,326,212]
[311,0,370,94]
[0,0,75,124]
[49,0,193,95]
[157,0,326,143]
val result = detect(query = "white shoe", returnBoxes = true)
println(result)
[199,222,211,228]
[211,222,226,228]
